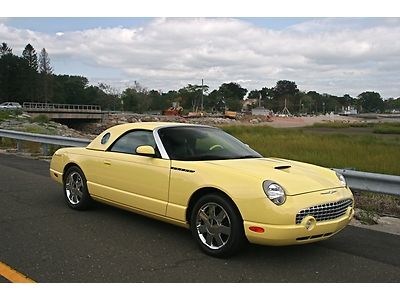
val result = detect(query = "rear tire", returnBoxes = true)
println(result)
[190,193,245,257]
[63,166,92,210]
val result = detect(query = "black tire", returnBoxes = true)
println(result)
[63,166,92,210]
[190,193,246,257]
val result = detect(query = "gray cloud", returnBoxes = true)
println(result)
[0,18,399,98]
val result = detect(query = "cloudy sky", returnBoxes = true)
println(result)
[1,17,399,98]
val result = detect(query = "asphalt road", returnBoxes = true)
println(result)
[0,153,399,283]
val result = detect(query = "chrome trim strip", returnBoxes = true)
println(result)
[153,128,169,159]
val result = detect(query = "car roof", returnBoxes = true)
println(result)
[1,102,20,105]
[86,122,208,151]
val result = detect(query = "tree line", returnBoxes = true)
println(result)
[1,42,399,114]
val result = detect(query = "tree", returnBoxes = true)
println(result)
[384,97,400,112]
[148,89,168,111]
[306,91,322,114]
[98,83,121,110]
[22,44,38,71]
[120,82,151,113]
[273,80,299,98]
[271,80,299,112]
[178,84,209,111]
[248,87,274,108]
[217,82,247,111]
[52,75,88,104]
[38,48,53,103]
[39,48,53,74]
[358,91,384,113]
[0,42,12,56]
[22,44,39,100]
[0,53,30,101]
[299,93,313,114]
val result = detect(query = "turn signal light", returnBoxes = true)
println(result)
[249,226,265,233]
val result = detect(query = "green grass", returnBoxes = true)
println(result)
[311,121,373,128]
[373,123,400,134]
[0,109,23,121]
[30,114,50,124]
[222,125,400,175]
[23,124,56,135]
[0,137,16,148]
[312,121,400,134]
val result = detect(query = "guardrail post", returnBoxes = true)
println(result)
[16,140,22,152]
[41,143,49,156]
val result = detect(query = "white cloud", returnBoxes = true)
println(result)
[0,18,400,98]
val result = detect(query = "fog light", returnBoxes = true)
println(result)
[301,216,316,231]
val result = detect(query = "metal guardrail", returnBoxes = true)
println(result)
[23,102,101,112]
[0,129,91,154]
[333,168,400,196]
[0,129,399,196]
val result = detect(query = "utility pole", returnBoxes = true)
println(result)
[201,79,204,111]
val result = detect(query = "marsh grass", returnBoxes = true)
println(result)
[223,125,400,175]
[312,121,400,134]
[373,123,400,134]
[312,122,371,129]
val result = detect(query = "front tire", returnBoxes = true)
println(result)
[63,166,92,210]
[190,193,245,257]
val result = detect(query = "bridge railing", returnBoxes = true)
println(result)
[0,129,399,196]
[22,102,102,112]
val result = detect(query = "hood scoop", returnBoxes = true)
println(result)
[274,165,292,170]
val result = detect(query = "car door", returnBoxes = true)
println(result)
[92,130,171,216]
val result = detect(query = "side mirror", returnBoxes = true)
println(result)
[136,145,156,157]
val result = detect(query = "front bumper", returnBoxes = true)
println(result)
[244,206,354,246]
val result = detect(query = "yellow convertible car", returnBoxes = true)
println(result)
[50,122,354,257]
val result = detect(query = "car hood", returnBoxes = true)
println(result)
[204,158,342,196]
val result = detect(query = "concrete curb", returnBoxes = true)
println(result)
[350,217,400,236]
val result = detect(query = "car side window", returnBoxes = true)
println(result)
[109,130,157,155]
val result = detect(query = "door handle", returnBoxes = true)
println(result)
[103,160,111,165]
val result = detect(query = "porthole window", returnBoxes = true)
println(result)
[101,132,111,144]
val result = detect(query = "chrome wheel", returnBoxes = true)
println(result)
[196,202,231,250]
[65,171,84,205]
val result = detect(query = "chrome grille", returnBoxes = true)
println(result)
[296,199,353,224]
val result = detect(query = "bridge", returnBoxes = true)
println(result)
[22,102,103,120]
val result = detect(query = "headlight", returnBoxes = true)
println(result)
[336,172,347,187]
[263,180,286,205]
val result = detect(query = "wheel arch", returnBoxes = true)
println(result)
[186,187,243,224]
[62,162,83,183]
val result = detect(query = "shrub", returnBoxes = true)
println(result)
[31,114,50,124]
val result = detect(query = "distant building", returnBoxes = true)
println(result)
[251,107,272,116]
[340,106,358,115]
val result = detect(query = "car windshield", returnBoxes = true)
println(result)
[158,126,262,161]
